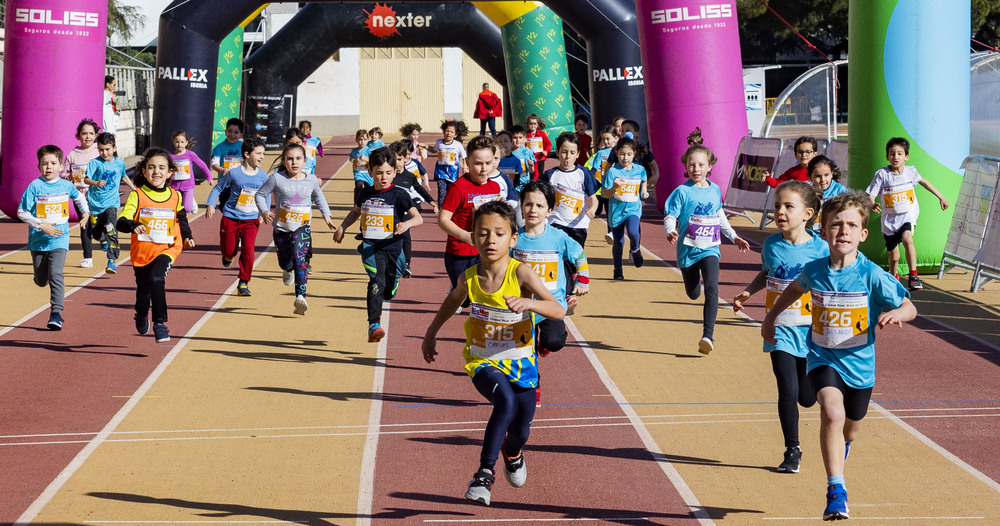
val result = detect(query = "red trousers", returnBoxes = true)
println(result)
[220,215,260,282]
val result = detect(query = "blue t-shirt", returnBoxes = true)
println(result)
[513,223,584,317]
[498,155,528,193]
[587,147,613,184]
[206,166,270,220]
[85,157,128,213]
[603,163,647,227]
[812,180,851,231]
[512,147,535,174]
[665,180,727,268]
[367,139,386,150]
[212,140,243,170]
[304,135,322,175]
[19,177,81,251]
[796,252,909,388]
[350,146,372,185]
[761,230,830,357]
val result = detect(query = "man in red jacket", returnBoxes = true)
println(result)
[474,83,502,137]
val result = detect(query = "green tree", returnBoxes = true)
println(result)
[973,0,1000,49]
[738,0,849,64]
[107,0,146,44]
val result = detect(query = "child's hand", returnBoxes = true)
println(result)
[421,337,438,364]
[586,207,596,219]
[872,202,882,214]
[733,291,751,313]
[184,238,196,249]
[40,223,63,237]
[503,295,531,314]
[133,223,147,235]
[324,217,336,230]
[666,232,679,245]
[877,310,905,329]
[571,284,589,296]
[641,191,650,200]
[261,211,274,224]
[734,237,751,253]
[761,319,778,344]
[333,226,345,243]
[431,203,440,215]
[78,213,90,228]
[96,180,107,188]
[207,179,215,187]
[206,206,216,220]
[940,198,950,210]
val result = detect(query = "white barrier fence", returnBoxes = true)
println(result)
[939,155,1000,292]
[105,65,155,159]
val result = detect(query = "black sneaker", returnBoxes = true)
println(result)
[908,274,923,291]
[222,256,234,268]
[153,323,170,343]
[777,447,801,473]
[237,281,251,296]
[47,311,64,331]
[632,249,644,268]
[613,269,624,281]
[135,315,150,335]
[464,469,495,505]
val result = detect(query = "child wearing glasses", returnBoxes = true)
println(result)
[766,136,818,188]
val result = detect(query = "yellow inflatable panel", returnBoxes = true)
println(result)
[473,1,542,27]
[240,4,268,28]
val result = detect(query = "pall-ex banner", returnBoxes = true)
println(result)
[723,136,782,213]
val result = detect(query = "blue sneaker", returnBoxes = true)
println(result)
[823,484,849,520]
[236,281,251,296]
[135,315,150,335]
[153,323,170,343]
[47,311,64,331]
[106,259,117,275]
[222,256,234,268]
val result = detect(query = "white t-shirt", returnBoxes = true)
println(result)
[866,165,922,235]
[103,90,118,136]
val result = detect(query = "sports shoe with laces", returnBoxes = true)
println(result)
[632,248,644,268]
[465,469,494,505]
[698,337,714,355]
[368,323,386,343]
[605,232,614,245]
[237,281,251,296]
[566,296,578,316]
[777,447,801,473]
[80,258,93,268]
[823,483,849,520]
[403,265,413,278]
[106,259,117,275]
[135,315,150,335]
[283,269,294,286]
[293,295,308,315]
[47,311,64,331]
[222,256,234,268]
[153,323,170,343]
[502,445,527,487]
[908,273,923,291]
[613,269,624,281]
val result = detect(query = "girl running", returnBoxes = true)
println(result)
[61,119,101,268]
[422,200,564,506]
[428,119,469,209]
[256,143,335,315]
[170,130,213,214]
[603,137,648,280]
[664,129,751,355]
[808,155,849,230]
[116,148,195,343]
[733,181,828,473]
[525,113,552,175]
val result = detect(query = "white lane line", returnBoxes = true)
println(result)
[13,247,273,525]
[423,518,650,523]
[85,522,307,524]
[355,302,389,526]
[566,318,715,526]
[762,517,985,521]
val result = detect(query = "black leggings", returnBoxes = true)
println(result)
[134,254,173,324]
[536,318,567,354]
[770,350,817,448]
[679,256,719,340]
[472,366,536,472]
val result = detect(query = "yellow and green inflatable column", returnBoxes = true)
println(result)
[849,0,970,272]
[212,7,265,145]
[475,2,574,136]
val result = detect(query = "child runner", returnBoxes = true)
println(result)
[18,145,90,330]
[603,136,649,280]
[766,136,818,187]
[865,137,949,290]
[611,116,625,137]
[762,190,915,521]
[428,119,469,209]
[488,138,520,212]
[664,130,751,355]
[733,181,827,474]
[170,130,213,214]
[391,140,437,277]
[509,125,537,182]
[283,127,315,176]
[496,131,528,195]
[116,147,196,343]
[574,114,592,165]
[422,200,564,506]
[256,143,335,315]
[206,137,269,296]
[585,125,618,243]
[299,120,324,174]
[808,155,850,231]
[335,147,423,342]
[400,121,427,161]
[367,126,386,150]
[61,119,100,268]
[524,113,552,175]
[350,129,372,201]
[211,117,244,178]
[438,136,503,309]
[82,132,135,275]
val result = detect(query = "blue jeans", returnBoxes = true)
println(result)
[479,116,496,136]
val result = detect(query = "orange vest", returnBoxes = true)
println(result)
[130,187,183,266]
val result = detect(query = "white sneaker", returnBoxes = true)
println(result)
[605,232,614,245]
[502,450,527,487]
[698,337,714,355]
[293,295,308,315]
[455,306,464,315]
[283,269,294,286]
[79,258,93,268]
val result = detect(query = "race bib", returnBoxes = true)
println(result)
[765,277,812,327]
[137,207,175,244]
[173,159,192,181]
[471,193,501,209]
[235,186,259,214]
[35,193,69,224]
[513,248,560,291]
[810,290,869,349]
[276,203,311,231]
[555,184,586,219]
[437,150,457,166]
[883,183,916,214]
[420,146,428,160]
[683,213,722,248]
[469,303,534,360]
[526,136,543,154]
[597,159,610,183]
[519,156,530,172]
[305,143,317,161]
[70,164,87,187]
[223,155,242,172]
[361,202,394,240]
[352,157,368,172]
[614,177,641,202]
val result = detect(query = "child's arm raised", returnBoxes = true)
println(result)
[422,279,470,364]
[733,270,768,313]
[505,263,566,321]
[761,280,807,344]
[878,297,916,328]
[918,179,950,210]
[395,205,423,235]
[334,205,362,243]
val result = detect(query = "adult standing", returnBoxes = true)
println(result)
[474,83,502,137]
[103,75,119,136]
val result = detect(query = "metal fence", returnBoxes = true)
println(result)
[105,65,156,159]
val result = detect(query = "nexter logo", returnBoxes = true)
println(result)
[651,4,733,24]
[593,67,644,87]
[158,67,210,89]
[365,3,432,38]
[14,8,99,27]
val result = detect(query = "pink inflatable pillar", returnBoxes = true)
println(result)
[635,0,748,209]
[0,0,107,218]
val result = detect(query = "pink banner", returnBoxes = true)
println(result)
[0,0,107,218]
[635,0,748,209]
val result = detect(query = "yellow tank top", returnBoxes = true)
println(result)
[462,259,538,387]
